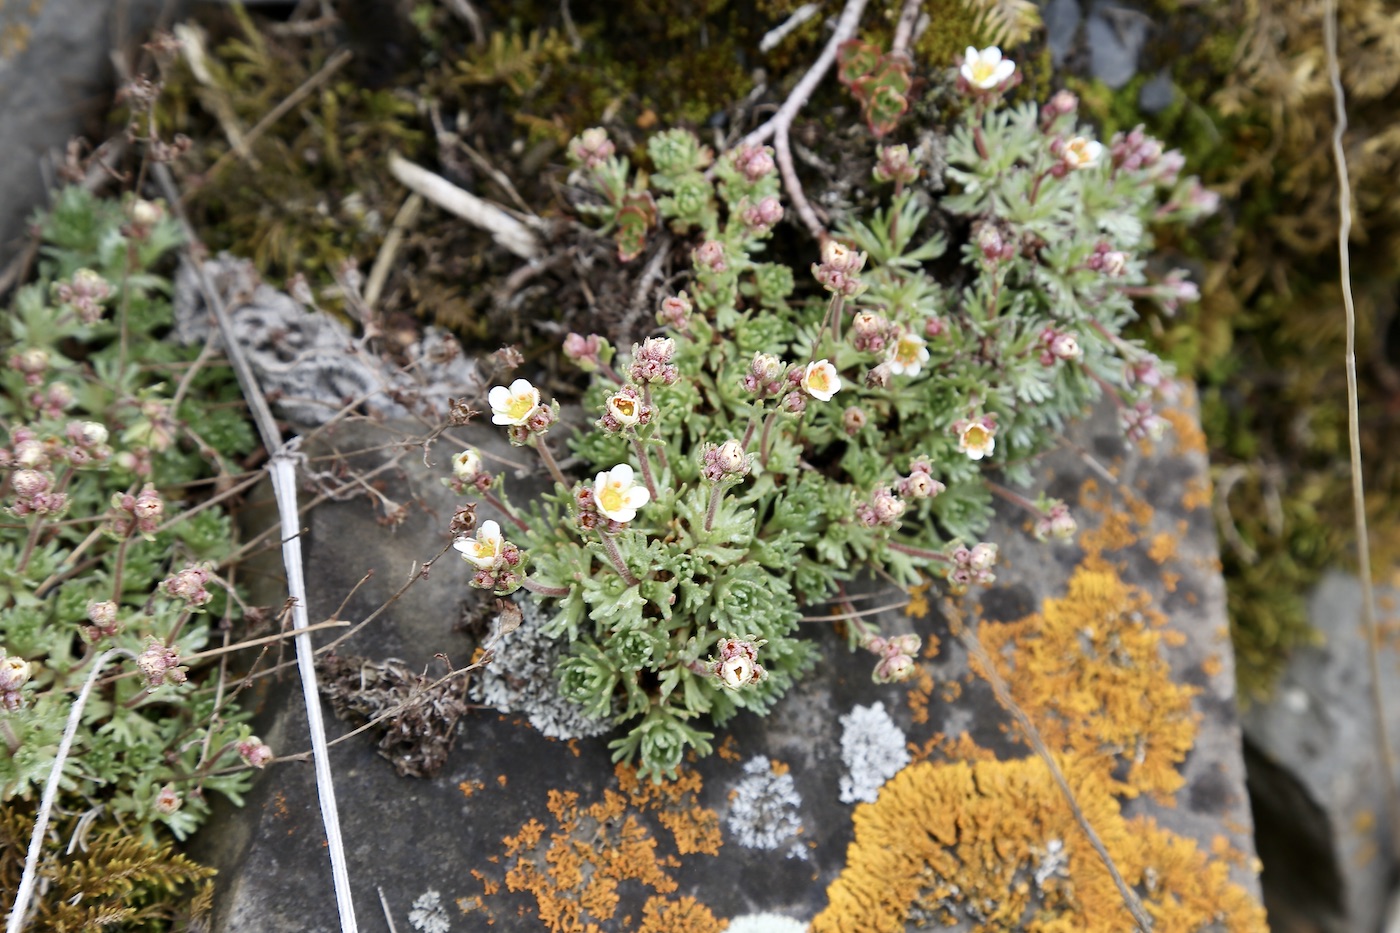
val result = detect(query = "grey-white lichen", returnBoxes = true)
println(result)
[470,597,612,739]
[837,701,910,804]
[408,890,451,933]
[725,755,807,859]
[727,912,810,933]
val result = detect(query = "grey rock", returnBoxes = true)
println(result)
[0,0,171,262]
[1138,70,1177,114]
[1044,0,1083,69]
[197,397,1260,931]
[1243,571,1400,933]
[1086,2,1153,89]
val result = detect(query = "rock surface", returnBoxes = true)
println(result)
[194,395,1262,931]
[1244,571,1400,933]
[0,0,171,262]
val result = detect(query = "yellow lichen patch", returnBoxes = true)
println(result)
[716,735,741,762]
[974,562,1200,803]
[904,579,932,618]
[636,894,726,933]
[1078,511,1139,553]
[812,757,1266,933]
[1148,531,1179,564]
[1161,407,1208,456]
[490,765,724,931]
[1182,476,1213,512]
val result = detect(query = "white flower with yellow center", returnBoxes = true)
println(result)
[887,332,930,377]
[961,46,1015,91]
[454,520,506,569]
[801,359,841,402]
[958,422,996,461]
[452,448,484,481]
[488,378,541,426]
[594,464,651,523]
[1062,136,1104,170]
[606,392,641,427]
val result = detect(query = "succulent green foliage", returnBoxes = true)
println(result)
[461,75,1213,780]
[0,187,260,840]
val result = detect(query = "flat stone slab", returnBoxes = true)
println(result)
[198,393,1262,932]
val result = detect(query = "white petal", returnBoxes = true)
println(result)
[984,46,1003,64]
[964,45,979,64]
[508,378,535,396]
[478,519,502,540]
[608,463,635,487]
[993,59,1015,84]
[624,487,651,509]
[488,385,510,409]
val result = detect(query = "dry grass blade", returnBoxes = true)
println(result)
[1323,0,1400,849]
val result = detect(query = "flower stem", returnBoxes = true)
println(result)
[888,540,951,562]
[522,578,571,598]
[741,413,760,450]
[14,515,47,576]
[600,533,641,587]
[984,479,1046,517]
[481,489,530,534]
[533,437,569,489]
[704,484,723,532]
[630,435,659,501]
[109,534,133,602]
[759,408,782,469]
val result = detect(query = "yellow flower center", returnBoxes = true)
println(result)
[472,540,497,559]
[808,369,831,391]
[505,394,535,422]
[964,425,990,449]
[970,60,996,84]
[613,398,635,418]
[598,484,625,514]
[896,337,921,366]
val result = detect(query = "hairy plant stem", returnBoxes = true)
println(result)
[13,515,47,577]
[164,609,193,648]
[887,540,951,562]
[522,578,571,598]
[759,408,783,469]
[0,718,19,754]
[109,533,133,603]
[642,386,669,474]
[532,435,569,489]
[630,434,659,500]
[481,489,529,534]
[704,483,723,532]
[984,479,1046,517]
[599,533,641,587]
[740,413,761,451]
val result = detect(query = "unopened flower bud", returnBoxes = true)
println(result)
[693,239,727,273]
[842,406,868,436]
[658,292,694,332]
[238,738,274,769]
[154,783,182,815]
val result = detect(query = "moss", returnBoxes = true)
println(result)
[812,756,1266,932]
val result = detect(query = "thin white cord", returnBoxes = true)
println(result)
[270,451,359,932]
[6,650,121,933]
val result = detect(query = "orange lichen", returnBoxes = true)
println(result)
[1182,477,1213,512]
[974,562,1200,803]
[811,757,1267,933]
[489,764,723,931]
[907,666,934,724]
[1161,406,1208,456]
[1078,511,1139,553]
[636,895,726,933]
[460,779,487,798]
[1148,531,1179,564]
[716,735,741,762]
[1202,654,1223,677]
[904,579,931,618]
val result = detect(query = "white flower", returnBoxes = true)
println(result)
[606,391,641,427]
[961,46,1015,90]
[488,378,541,426]
[454,520,506,569]
[452,448,484,481]
[1062,136,1104,170]
[719,655,759,689]
[801,359,841,402]
[958,422,996,461]
[887,332,930,377]
[593,464,651,523]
